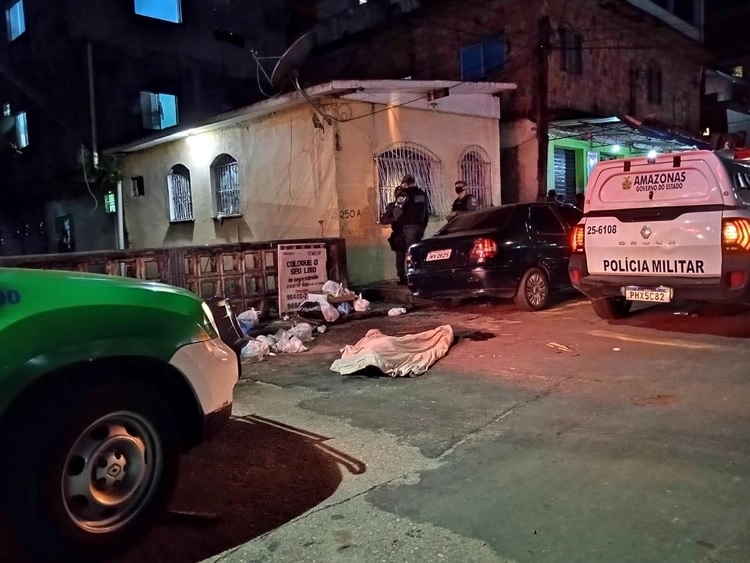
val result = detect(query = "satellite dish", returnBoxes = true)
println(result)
[0,115,15,137]
[270,31,317,89]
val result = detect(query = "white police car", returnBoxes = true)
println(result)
[569,148,750,319]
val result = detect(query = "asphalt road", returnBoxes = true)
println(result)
[122,295,750,563]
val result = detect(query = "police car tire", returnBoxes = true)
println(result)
[591,297,632,320]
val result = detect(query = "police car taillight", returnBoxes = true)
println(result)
[571,224,585,253]
[722,218,750,250]
[469,238,497,263]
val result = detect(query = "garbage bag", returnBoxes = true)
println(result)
[353,294,370,312]
[337,301,353,316]
[321,302,340,323]
[288,323,314,343]
[237,308,260,327]
[240,338,270,362]
[276,332,308,353]
[322,280,344,297]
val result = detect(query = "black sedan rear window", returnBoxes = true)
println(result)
[437,207,513,235]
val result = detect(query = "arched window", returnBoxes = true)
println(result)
[166,164,193,222]
[459,146,492,208]
[211,154,240,217]
[375,143,444,216]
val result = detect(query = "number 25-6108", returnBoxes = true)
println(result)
[586,224,617,235]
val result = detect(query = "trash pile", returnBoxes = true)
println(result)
[295,280,371,324]
[239,322,316,361]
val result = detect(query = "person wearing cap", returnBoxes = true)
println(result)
[447,180,478,221]
[380,185,408,284]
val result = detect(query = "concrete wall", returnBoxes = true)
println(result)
[44,195,116,253]
[501,119,538,203]
[334,101,501,284]
[121,97,502,285]
[120,105,340,250]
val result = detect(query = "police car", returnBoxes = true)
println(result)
[569,148,750,319]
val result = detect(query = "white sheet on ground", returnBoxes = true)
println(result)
[330,325,454,377]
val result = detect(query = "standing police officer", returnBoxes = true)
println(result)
[398,174,430,248]
[447,180,478,221]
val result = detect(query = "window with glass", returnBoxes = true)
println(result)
[140,92,178,130]
[15,110,28,148]
[460,37,506,80]
[134,0,182,23]
[6,0,25,42]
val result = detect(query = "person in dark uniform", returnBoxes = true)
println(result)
[399,174,430,257]
[380,185,408,284]
[447,180,478,221]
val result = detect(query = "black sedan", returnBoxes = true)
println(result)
[406,202,583,311]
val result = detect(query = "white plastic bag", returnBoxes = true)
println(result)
[288,323,314,343]
[256,334,276,348]
[237,308,260,327]
[276,332,308,353]
[388,307,407,317]
[322,280,344,297]
[240,338,270,362]
[321,301,340,323]
[353,293,371,312]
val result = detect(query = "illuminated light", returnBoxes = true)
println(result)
[571,224,585,253]
[469,238,498,263]
[722,218,750,250]
[702,127,711,137]
[186,132,216,166]
[570,268,581,284]
[647,150,658,159]
[734,148,750,160]
[612,144,621,153]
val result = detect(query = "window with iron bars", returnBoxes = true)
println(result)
[212,154,241,216]
[376,144,444,217]
[167,164,193,222]
[559,26,583,75]
[459,147,492,208]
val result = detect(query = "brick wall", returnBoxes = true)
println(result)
[309,0,706,131]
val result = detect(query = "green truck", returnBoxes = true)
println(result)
[0,267,240,561]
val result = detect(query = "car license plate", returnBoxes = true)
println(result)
[425,249,452,261]
[624,286,673,303]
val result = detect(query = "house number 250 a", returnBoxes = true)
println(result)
[0,290,21,306]
[339,209,362,219]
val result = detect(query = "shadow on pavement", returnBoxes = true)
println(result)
[610,302,750,338]
[115,416,366,563]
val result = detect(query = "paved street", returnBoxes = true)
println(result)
[123,295,750,563]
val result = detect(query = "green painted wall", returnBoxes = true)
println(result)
[547,138,644,195]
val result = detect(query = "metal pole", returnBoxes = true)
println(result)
[87,41,98,167]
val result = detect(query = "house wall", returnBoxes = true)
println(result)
[334,101,501,284]
[120,105,340,250]
[121,96,502,286]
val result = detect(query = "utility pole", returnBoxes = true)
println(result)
[536,15,551,202]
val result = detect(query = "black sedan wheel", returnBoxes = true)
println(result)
[514,267,550,311]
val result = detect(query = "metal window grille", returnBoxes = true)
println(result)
[376,144,445,216]
[559,27,583,75]
[212,155,240,216]
[459,147,492,208]
[167,165,193,222]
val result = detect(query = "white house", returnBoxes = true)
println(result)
[111,79,516,285]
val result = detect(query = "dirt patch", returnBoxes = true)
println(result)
[633,395,680,407]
